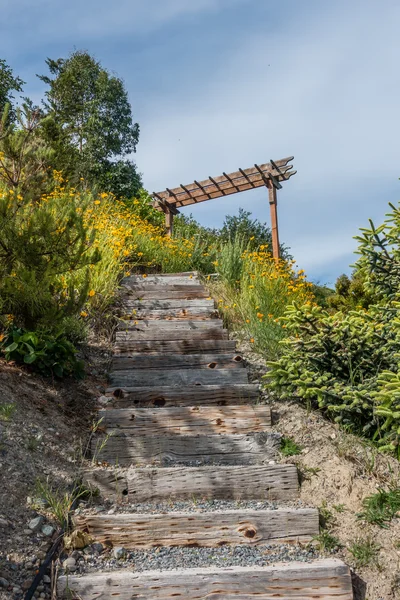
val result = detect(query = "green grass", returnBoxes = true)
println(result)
[280,437,302,456]
[0,402,16,421]
[348,536,380,567]
[312,531,342,553]
[358,487,400,528]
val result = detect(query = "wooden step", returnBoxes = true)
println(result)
[74,508,319,549]
[114,339,237,355]
[115,328,228,341]
[58,560,354,599]
[106,383,259,407]
[109,367,248,387]
[123,276,201,286]
[123,308,218,319]
[110,353,245,371]
[99,406,270,435]
[122,298,214,309]
[123,286,209,300]
[94,432,280,466]
[85,464,298,503]
[117,319,223,330]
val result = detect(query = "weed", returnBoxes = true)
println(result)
[319,500,335,529]
[35,478,90,530]
[333,504,346,513]
[312,531,342,553]
[348,536,380,567]
[27,436,39,452]
[280,437,302,457]
[297,464,321,485]
[358,487,400,528]
[0,402,16,421]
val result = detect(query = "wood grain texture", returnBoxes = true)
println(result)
[122,287,209,300]
[98,406,270,435]
[110,353,245,371]
[106,384,259,407]
[74,508,319,548]
[115,328,228,341]
[117,319,223,330]
[108,367,248,388]
[113,339,237,355]
[122,299,214,309]
[123,276,201,286]
[95,432,281,467]
[83,464,298,503]
[58,559,354,599]
[124,309,218,320]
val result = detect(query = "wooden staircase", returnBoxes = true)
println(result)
[58,272,354,599]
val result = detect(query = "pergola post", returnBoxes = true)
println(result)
[267,180,280,261]
[165,208,174,237]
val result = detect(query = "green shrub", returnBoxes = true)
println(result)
[1,326,84,377]
[358,487,400,528]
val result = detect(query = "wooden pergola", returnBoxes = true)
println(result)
[152,156,296,260]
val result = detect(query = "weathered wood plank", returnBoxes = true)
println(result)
[108,368,248,388]
[110,353,245,371]
[106,384,259,407]
[74,508,319,548]
[58,560,354,599]
[115,328,228,341]
[122,299,214,309]
[84,464,297,503]
[124,310,218,320]
[113,339,237,354]
[117,319,223,330]
[123,276,201,286]
[98,406,270,435]
[95,432,281,467]
[122,287,209,299]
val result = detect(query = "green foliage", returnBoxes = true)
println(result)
[1,326,84,377]
[0,101,53,197]
[217,236,248,287]
[124,189,164,228]
[39,50,141,197]
[312,531,342,553]
[328,271,374,311]
[280,437,302,456]
[0,59,24,122]
[348,537,380,567]
[266,200,400,453]
[0,183,100,331]
[358,487,400,528]
[0,402,16,421]
[219,208,291,258]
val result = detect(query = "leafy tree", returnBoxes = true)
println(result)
[219,207,291,258]
[0,101,53,197]
[328,271,374,311]
[39,50,141,197]
[0,59,24,122]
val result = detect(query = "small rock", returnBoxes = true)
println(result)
[0,577,9,588]
[22,578,34,591]
[29,516,44,532]
[63,557,77,572]
[91,542,104,554]
[97,396,109,406]
[43,575,51,584]
[0,518,9,528]
[113,547,126,560]
[41,525,55,537]
[330,433,336,440]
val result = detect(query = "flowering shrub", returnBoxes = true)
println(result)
[210,239,314,357]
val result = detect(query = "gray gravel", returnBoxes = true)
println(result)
[78,498,308,517]
[62,543,319,575]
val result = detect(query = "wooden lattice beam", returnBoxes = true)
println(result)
[152,157,295,210]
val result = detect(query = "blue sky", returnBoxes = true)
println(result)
[1,0,400,285]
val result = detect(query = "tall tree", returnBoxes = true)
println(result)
[39,50,141,197]
[0,59,25,122]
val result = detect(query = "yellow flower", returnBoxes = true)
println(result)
[80,311,88,318]
[142,274,147,278]
[88,290,96,297]
[250,338,255,343]
[94,200,101,205]
[246,319,250,324]
[257,312,264,319]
